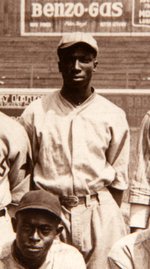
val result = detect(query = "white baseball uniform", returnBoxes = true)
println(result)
[20,90,130,269]
[0,112,32,247]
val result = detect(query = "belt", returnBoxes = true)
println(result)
[59,194,99,207]
[0,209,6,217]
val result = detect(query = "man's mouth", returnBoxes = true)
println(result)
[72,76,84,80]
[25,245,43,252]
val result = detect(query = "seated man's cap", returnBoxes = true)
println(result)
[57,32,98,55]
[15,190,61,220]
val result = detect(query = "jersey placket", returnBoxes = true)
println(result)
[70,112,85,249]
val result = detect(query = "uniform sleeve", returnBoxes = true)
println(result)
[106,111,130,190]
[129,112,150,205]
[129,112,150,228]
[107,257,129,269]
[19,103,39,166]
[8,125,33,205]
[129,204,150,228]
[0,119,33,207]
[107,239,134,269]
[0,139,12,207]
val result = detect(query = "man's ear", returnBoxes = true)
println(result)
[93,60,98,72]
[56,224,63,235]
[11,217,17,233]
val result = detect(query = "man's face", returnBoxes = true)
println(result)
[13,209,60,261]
[58,44,97,89]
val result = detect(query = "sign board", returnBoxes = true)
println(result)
[0,89,150,126]
[21,0,150,36]
[133,0,150,27]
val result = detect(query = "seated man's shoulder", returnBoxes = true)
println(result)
[110,229,150,254]
[108,229,150,268]
[50,239,86,268]
[0,242,12,269]
[108,233,136,258]
[0,241,12,259]
[53,239,83,257]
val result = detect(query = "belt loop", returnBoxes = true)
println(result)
[85,195,91,207]
[97,192,101,204]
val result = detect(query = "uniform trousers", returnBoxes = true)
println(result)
[60,187,127,269]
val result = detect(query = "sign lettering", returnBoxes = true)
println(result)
[133,0,150,27]
[20,0,150,36]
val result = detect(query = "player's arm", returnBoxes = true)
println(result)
[8,126,33,206]
[19,105,38,166]
[107,236,134,269]
[106,111,130,206]
[0,140,11,207]
[130,204,149,233]
[129,112,150,231]
[0,131,32,218]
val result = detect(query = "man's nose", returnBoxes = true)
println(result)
[74,59,81,70]
[30,229,40,241]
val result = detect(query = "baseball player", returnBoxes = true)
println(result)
[0,190,86,269]
[0,111,32,248]
[20,32,130,269]
[129,111,150,232]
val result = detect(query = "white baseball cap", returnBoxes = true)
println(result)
[57,32,98,55]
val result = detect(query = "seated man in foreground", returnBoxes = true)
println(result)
[0,190,86,269]
[107,229,150,269]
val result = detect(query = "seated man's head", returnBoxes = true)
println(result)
[12,190,62,267]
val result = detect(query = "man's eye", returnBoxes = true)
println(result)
[40,226,52,235]
[23,225,31,232]
[79,57,91,63]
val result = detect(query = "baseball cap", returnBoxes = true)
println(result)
[57,32,98,55]
[15,190,61,220]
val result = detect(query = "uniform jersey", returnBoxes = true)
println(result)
[20,90,130,196]
[129,111,150,228]
[107,228,150,269]
[0,112,32,208]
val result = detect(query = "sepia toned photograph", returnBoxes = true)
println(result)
[0,0,150,268]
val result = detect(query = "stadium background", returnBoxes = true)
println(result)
[0,0,150,218]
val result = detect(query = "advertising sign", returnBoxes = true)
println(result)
[133,0,150,27]
[21,0,150,36]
